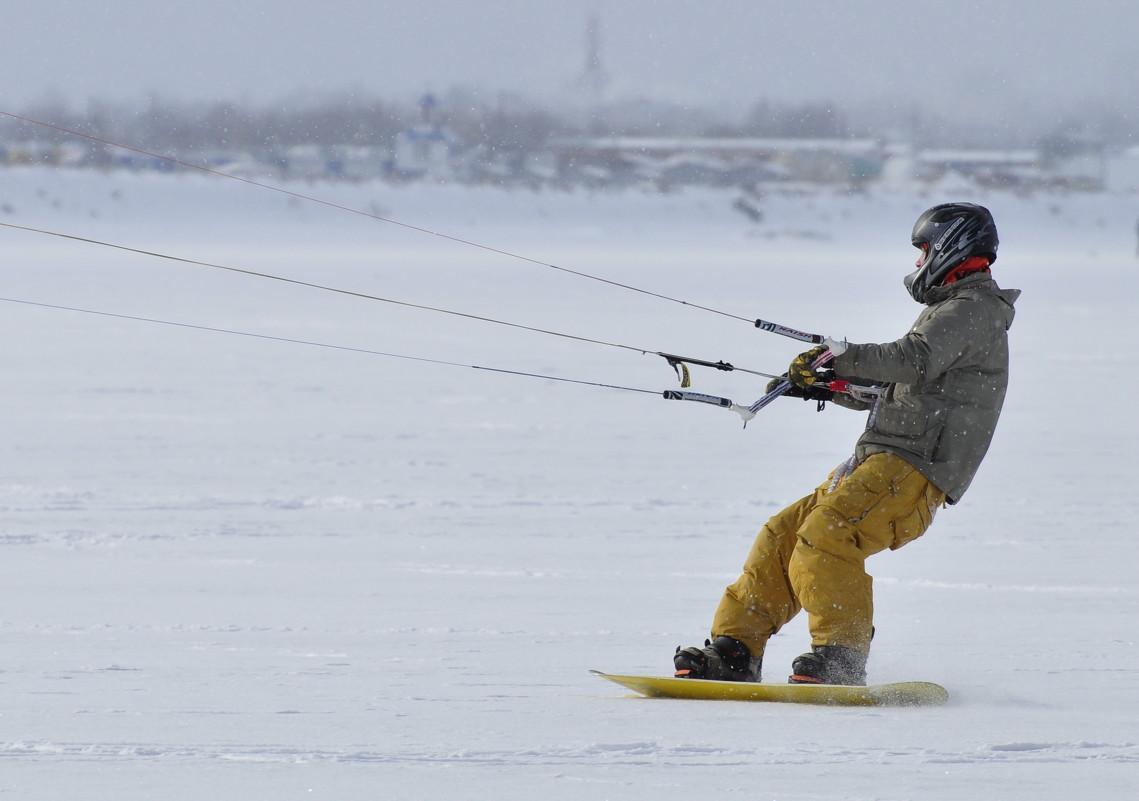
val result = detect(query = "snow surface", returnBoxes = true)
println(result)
[2,168,1137,799]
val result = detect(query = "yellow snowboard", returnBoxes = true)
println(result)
[591,670,948,707]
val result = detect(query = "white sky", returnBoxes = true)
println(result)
[4,0,1137,125]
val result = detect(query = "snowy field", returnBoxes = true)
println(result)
[1,167,1137,799]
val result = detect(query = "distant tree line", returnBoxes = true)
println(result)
[3,89,1134,157]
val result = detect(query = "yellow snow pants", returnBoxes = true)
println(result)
[711,452,945,659]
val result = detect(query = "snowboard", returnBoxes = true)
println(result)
[591,670,948,707]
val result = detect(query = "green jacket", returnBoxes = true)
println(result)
[832,273,1020,504]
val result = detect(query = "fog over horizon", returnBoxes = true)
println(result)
[4,1,1138,145]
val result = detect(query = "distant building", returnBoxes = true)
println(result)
[388,93,463,180]
[1104,146,1139,193]
[0,141,89,167]
[915,149,1042,188]
[548,136,885,188]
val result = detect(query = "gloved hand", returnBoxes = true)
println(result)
[788,345,835,390]
[766,373,834,402]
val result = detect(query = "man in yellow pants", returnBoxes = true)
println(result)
[674,203,1020,685]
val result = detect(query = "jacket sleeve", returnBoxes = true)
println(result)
[833,296,991,386]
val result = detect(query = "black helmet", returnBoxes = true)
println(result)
[905,202,998,302]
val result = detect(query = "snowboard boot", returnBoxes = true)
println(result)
[788,645,867,685]
[674,635,761,682]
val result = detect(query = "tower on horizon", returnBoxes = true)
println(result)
[577,15,610,102]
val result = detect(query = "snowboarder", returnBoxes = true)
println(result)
[674,202,1020,685]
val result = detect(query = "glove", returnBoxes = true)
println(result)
[766,373,834,402]
[788,345,835,390]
